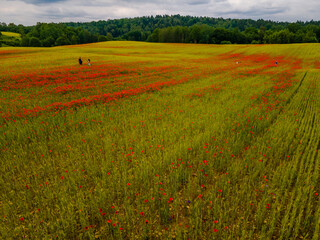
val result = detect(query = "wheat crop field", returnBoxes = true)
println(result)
[0,42,320,239]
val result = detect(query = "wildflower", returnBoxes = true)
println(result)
[140,212,144,216]
[214,228,218,232]
[145,220,149,224]
[84,226,89,230]
[20,217,24,221]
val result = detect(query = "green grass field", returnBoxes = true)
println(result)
[0,31,21,47]
[0,42,320,239]
[1,32,21,38]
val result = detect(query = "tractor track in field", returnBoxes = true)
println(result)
[284,71,308,106]
[231,71,309,162]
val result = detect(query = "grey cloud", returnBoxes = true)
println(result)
[39,7,87,19]
[185,0,211,5]
[18,0,67,4]
[217,7,287,16]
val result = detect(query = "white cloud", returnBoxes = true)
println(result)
[1,0,320,25]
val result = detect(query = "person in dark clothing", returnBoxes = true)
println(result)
[79,57,83,65]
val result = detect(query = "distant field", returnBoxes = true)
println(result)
[1,31,21,38]
[0,42,320,239]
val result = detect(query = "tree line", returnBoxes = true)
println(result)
[0,22,112,47]
[148,24,319,44]
[1,15,320,47]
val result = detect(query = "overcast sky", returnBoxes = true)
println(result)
[1,0,319,26]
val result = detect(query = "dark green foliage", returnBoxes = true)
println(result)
[106,33,113,41]
[63,15,320,44]
[21,36,30,47]
[42,36,55,47]
[55,35,71,46]
[29,37,42,47]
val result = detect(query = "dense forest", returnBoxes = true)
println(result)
[1,15,320,47]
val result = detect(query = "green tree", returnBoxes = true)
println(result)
[55,35,71,45]
[29,37,41,47]
[244,27,259,43]
[98,35,108,42]
[42,36,55,47]
[126,30,142,41]
[212,28,232,44]
[303,30,318,43]
[106,33,113,41]
[188,25,201,43]
[71,35,80,45]
[265,29,293,44]
[259,26,266,43]
[147,28,160,42]
[288,23,302,33]
[21,36,30,47]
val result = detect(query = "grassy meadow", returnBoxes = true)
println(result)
[0,42,320,239]
[0,32,21,47]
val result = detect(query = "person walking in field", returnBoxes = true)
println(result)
[88,59,91,66]
[79,57,83,65]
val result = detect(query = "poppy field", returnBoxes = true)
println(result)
[1,42,320,239]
